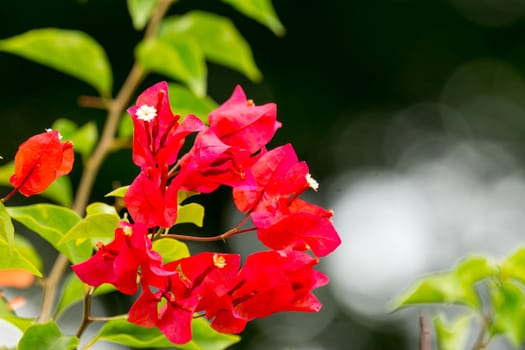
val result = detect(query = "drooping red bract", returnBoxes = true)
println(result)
[71,222,166,295]
[207,249,328,334]
[233,144,341,257]
[129,252,240,344]
[10,129,74,197]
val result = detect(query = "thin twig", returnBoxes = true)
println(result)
[419,313,432,350]
[162,227,256,242]
[75,287,95,338]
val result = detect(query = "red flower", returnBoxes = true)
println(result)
[71,222,166,295]
[208,250,328,334]
[208,85,280,154]
[129,252,240,344]
[128,81,203,168]
[124,166,180,228]
[10,129,74,197]
[232,144,340,256]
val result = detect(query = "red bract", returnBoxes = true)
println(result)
[208,250,328,334]
[253,199,340,257]
[71,222,165,295]
[178,128,257,193]
[10,129,74,197]
[129,252,240,344]
[208,85,280,154]
[124,166,179,228]
[128,81,203,168]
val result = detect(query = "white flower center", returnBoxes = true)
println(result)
[306,173,319,191]
[136,104,157,122]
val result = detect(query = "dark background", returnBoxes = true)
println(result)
[2,1,525,349]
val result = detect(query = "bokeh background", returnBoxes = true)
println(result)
[3,0,525,349]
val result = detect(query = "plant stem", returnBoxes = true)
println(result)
[75,287,94,338]
[418,314,432,350]
[471,314,490,350]
[162,226,256,242]
[37,0,174,325]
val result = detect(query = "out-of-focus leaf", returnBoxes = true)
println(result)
[52,118,77,141]
[161,12,262,82]
[153,238,190,264]
[393,256,496,309]
[434,313,473,350]
[222,0,285,36]
[118,114,134,139]
[176,203,204,227]
[55,273,116,318]
[0,296,34,331]
[105,186,130,198]
[17,321,79,350]
[490,281,525,346]
[0,201,14,249]
[58,202,120,245]
[71,121,98,159]
[501,247,525,283]
[0,162,72,207]
[136,38,206,96]
[0,29,113,96]
[0,240,42,277]
[93,318,239,349]
[7,204,91,263]
[13,234,43,273]
[167,83,217,124]
[127,0,159,30]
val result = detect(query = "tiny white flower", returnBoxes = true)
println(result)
[136,104,157,122]
[306,173,319,191]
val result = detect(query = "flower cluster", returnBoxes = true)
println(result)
[72,82,341,344]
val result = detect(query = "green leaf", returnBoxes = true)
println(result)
[167,83,217,124]
[58,202,120,246]
[0,239,42,277]
[222,0,285,36]
[118,114,134,139]
[501,247,525,283]
[490,281,525,346]
[0,296,34,331]
[176,203,204,227]
[434,313,473,350]
[0,201,14,250]
[105,185,129,198]
[93,318,239,349]
[136,38,206,96]
[152,238,190,264]
[0,29,112,96]
[52,118,77,141]
[13,234,43,273]
[55,273,116,318]
[71,121,98,159]
[127,0,160,30]
[17,321,79,350]
[161,12,262,82]
[7,204,91,263]
[393,256,496,309]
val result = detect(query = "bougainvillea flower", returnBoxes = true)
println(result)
[128,81,204,168]
[71,222,166,295]
[129,252,240,344]
[207,249,328,334]
[233,144,309,213]
[178,128,257,193]
[252,199,341,257]
[124,165,179,228]
[208,85,280,154]
[10,129,74,197]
